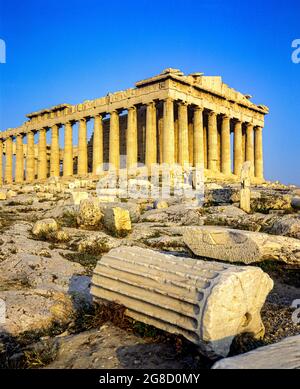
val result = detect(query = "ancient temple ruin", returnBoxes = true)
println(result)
[0,68,268,184]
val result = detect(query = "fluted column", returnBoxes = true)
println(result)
[78,118,88,175]
[38,128,47,180]
[50,124,60,177]
[193,107,204,167]
[15,134,24,183]
[93,115,103,174]
[26,131,35,182]
[188,122,194,166]
[4,137,13,184]
[109,111,120,169]
[0,140,3,185]
[63,121,73,177]
[163,98,175,165]
[254,126,264,179]
[233,120,243,176]
[221,115,231,175]
[245,123,254,175]
[208,111,218,171]
[145,102,157,169]
[178,102,189,166]
[127,107,138,169]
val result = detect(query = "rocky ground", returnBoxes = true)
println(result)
[0,177,299,369]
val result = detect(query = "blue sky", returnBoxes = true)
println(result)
[0,0,299,185]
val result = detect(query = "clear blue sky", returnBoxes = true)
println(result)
[0,0,299,185]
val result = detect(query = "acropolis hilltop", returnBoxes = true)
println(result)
[0,68,268,185]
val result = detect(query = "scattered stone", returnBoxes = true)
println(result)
[7,190,17,199]
[184,225,300,265]
[102,202,141,223]
[291,197,300,210]
[154,200,169,209]
[212,335,300,369]
[55,230,70,242]
[32,219,59,236]
[267,215,300,239]
[78,233,120,254]
[251,192,292,213]
[0,191,7,200]
[76,199,103,228]
[91,246,273,359]
[102,207,131,236]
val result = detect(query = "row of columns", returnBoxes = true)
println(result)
[0,98,264,185]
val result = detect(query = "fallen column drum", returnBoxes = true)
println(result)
[91,246,273,358]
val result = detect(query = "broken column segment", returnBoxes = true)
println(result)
[183,225,300,265]
[91,246,273,359]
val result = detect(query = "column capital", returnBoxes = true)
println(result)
[51,123,62,129]
[128,105,137,112]
[194,105,204,112]
[164,97,174,103]
[245,122,254,129]
[147,100,156,109]
[233,118,242,124]
[208,110,217,118]
[178,100,188,106]
[222,113,230,120]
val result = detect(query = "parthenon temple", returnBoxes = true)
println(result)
[0,68,268,185]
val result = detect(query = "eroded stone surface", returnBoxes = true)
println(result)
[91,246,273,358]
[212,335,300,369]
[184,226,300,264]
[102,207,131,236]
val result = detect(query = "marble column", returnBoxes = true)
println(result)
[0,140,3,185]
[5,137,13,184]
[178,102,189,166]
[174,118,179,163]
[93,115,103,175]
[233,120,243,176]
[158,115,163,164]
[15,134,24,183]
[63,121,73,177]
[203,125,207,168]
[38,128,47,180]
[145,102,157,169]
[193,107,204,167]
[163,98,175,165]
[127,107,138,169]
[254,126,264,179]
[208,111,218,171]
[26,131,35,182]
[188,121,194,166]
[245,123,254,175]
[78,118,88,175]
[221,115,231,175]
[50,124,60,177]
[109,111,120,169]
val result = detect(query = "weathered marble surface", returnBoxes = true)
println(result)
[91,246,273,359]
[212,335,300,369]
